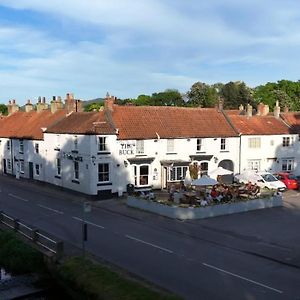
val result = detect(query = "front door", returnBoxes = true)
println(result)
[3,159,6,174]
[29,162,34,179]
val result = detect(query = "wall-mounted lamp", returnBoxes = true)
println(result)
[214,157,219,163]
[124,160,128,167]
[116,163,120,167]
[91,156,96,165]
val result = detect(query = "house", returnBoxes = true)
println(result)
[226,102,299,174]
[0,94,83,181]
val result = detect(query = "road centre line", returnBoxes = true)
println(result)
[202,262,283,294]
[8,193,28,202]
[38,204,64,215]
[72,216,105,229]
[125,235,173,254]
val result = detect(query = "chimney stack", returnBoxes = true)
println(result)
[25,99,34,112]
[246,104,252,117]
[7,99,19,115]
[284,106,289,113]
[51,96,64,113]
[36,96,48,113]
[238,104,244,111]
[274,101,281,118]
[104,92,116,112]
[217,98,224,111]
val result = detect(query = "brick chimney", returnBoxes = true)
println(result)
[7,99,19,115]
[246,104,252,117]
[25,99,34,112]
[217,98,224,111]
[239,104,244,111]
[274,101,281,118]
[104,92,116,111]
[36,96,47,113]
[284,106,289,113]
[51,96,64,113]
[65,92,83,112]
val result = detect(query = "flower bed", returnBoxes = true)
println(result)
[127,194,283,220]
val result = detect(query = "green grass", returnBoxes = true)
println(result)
[0,230,45,275]
[58,256,182,300]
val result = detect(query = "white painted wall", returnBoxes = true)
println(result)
[240,134,300,175]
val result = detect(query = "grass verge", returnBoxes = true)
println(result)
[57,256,182,300]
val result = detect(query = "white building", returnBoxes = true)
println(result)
[226,103,300,174]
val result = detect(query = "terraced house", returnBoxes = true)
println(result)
[0,94,299,197]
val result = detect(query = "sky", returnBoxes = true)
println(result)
[0,0,299,105]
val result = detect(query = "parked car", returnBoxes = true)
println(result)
[274,172,299,190]
[235,171,287,192]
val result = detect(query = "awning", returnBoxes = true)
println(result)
[127,157,155,164]
[160,160,190,166]
[189,155,213,161]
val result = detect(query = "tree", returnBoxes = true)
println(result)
[151,89,184,106]
[221,81,254,109]
[187,82,218,107]
[0,104,8,115]
[84,103,103,112]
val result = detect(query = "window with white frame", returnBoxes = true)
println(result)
[247,159,261,171]
[136,140,144,154]
[19,139,24,153]
[197,138,203,151]
[74,161,79,180]
[282,158,294,171]
[35,143,39,154]
[74,136,78,150]
[35,164,40,176]
[98,137,107,152]
[220,138,227,151]
[7,140,10,151]
[283,137,291,147]
[167,139,175,153]
[20,161,24,173]
[169,166,188,181]
[248,137,261,148]
[98,163,109,182]
[56,158,61,176]
[7,159,11,170]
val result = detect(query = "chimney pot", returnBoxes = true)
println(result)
[52,96,56,101]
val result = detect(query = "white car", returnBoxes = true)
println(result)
[235,171,287,191]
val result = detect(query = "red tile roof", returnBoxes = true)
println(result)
[0,110,68,140]
[280,112,300,133]
[112,105,238,139]
[46,111,115,135]
[227,114,292,135]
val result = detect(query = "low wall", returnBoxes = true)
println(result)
[127,196,283,220]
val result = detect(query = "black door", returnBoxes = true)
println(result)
[29,162,34,179]
[3,159,6,174]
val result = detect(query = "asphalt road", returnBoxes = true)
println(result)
[1,175,300,300]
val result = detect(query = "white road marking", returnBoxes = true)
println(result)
[202,262,283,294]
[72,216,105,229]
[8,193,28,202]
[125,235,173,254]
[38,204,64,215]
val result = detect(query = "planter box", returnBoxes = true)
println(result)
[127,196,283,220]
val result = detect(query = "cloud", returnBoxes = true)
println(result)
[0,0,300,103]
